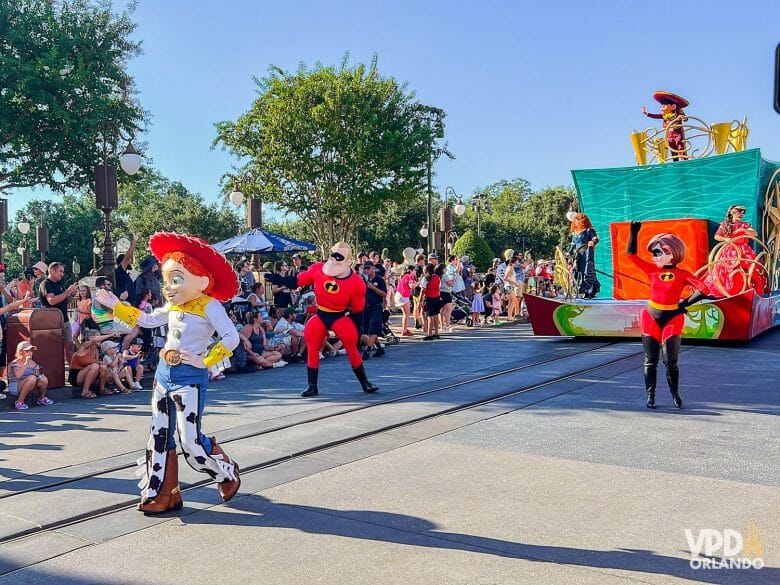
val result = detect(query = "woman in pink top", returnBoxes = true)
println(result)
[395,265,418,336]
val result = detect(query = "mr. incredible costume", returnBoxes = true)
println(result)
[96,232,241,514]
[626,222,706,409]
[266,242,379,397]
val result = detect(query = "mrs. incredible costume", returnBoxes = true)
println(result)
[626,222,706,409]
[97,233,241,514]
[266,242,379,398]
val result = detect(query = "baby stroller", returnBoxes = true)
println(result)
[379,309,400,345]
[449,292,473,327]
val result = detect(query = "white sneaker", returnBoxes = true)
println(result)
[319,352,326,359]
[337,349,347,355]
[273,360,287,368]
[133,381,143,390]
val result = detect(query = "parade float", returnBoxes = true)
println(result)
[525,92,780,340]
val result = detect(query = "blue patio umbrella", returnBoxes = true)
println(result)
[212,228,316,255]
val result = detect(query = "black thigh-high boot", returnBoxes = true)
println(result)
[301,367,319,397]
[352,364,379,393]
[662,335,683,408]
[642,335,661,409]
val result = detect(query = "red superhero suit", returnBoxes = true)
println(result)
[643,91,689,161]
[267,243,378,397]
[626,222,706,409]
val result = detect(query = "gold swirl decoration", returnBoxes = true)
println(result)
[761,169,780,291]
[553,246,576,301]
[631,117,749,165]
[695,235,770,298]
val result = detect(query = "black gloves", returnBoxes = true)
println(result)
[264,272,280,285]
[627,221,641,255]
[678,290,705,309]
[265,273,299,289]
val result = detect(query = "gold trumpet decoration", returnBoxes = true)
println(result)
[631,117,749,165]
[553,246,576,302]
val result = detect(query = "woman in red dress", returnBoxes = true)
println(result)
[704,205,767,297]
[626,222,707,409]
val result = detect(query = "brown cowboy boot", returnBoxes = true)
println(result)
[211,437,241,501]
[138,448,183,514]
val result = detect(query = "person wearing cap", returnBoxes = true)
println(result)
[274,305,306,361]
[360,261,387,359]
[289,253,305,278]
[7,340,51,410]
[460,255,474,300]
[265,241,379,397]
[101,339,134,394]
[39,262,78,363]
[96,232,241,514]
[427,252,438,267]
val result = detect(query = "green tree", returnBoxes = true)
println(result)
[116,169,242,258]
[452,229,494,272]
[516,186,577,256]
[0,0,145,194]
[4,193,103,279]
[213,54,447,253]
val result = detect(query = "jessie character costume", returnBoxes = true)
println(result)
[266,242,379,398]
[643,91,689,161]
[96,233,241,514]
[626,222,706,409]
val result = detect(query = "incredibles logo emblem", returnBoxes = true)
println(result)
[324,280,340,294]
[660,272,675,281]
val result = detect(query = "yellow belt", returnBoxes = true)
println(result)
[648,301,679,311]
[318,306,341,313]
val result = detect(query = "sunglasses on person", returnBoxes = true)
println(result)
[732,207,746,214]
[330,252,346,262]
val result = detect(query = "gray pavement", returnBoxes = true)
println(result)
[0,323,777,584]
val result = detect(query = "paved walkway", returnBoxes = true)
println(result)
[0,324,777,584]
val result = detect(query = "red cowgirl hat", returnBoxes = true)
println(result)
[149,232,239,302]
[652,91,689,109]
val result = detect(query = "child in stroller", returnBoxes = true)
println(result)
[380,309,400,345]
[449,291,473,327]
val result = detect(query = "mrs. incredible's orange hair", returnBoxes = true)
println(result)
[161,251,215,295]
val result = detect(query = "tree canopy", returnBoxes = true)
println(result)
[213,55,447,253]
[0,0,145,194]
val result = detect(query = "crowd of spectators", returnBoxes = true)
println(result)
[1,235,561,410]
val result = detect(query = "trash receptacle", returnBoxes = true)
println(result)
[6,308,65,389]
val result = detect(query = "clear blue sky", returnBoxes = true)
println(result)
[11,0,780,219]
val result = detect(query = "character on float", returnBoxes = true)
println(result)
[703,204,767,297]
[568,213,600,299]
[626,222,707,409]
[96,233,241,514]
[265,242,379,397]
[642,91,689,161]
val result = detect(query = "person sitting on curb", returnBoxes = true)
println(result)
[69,327,114,398]
[8,341,51,410]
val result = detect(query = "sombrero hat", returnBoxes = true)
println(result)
[149,232,239,302]
[652,91,689,109]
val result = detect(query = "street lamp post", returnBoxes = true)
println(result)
[36,225,49,262]
[17,217,30,267]
[471,193,491,236]
[229,186,263,271]
[438,187,466,255]
[0,199,7,264]
[517,234,531,257]
[94,138,142,282]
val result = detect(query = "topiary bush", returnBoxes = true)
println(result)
[452,229,495,272]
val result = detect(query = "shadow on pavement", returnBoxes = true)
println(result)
[177,494,776,585]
